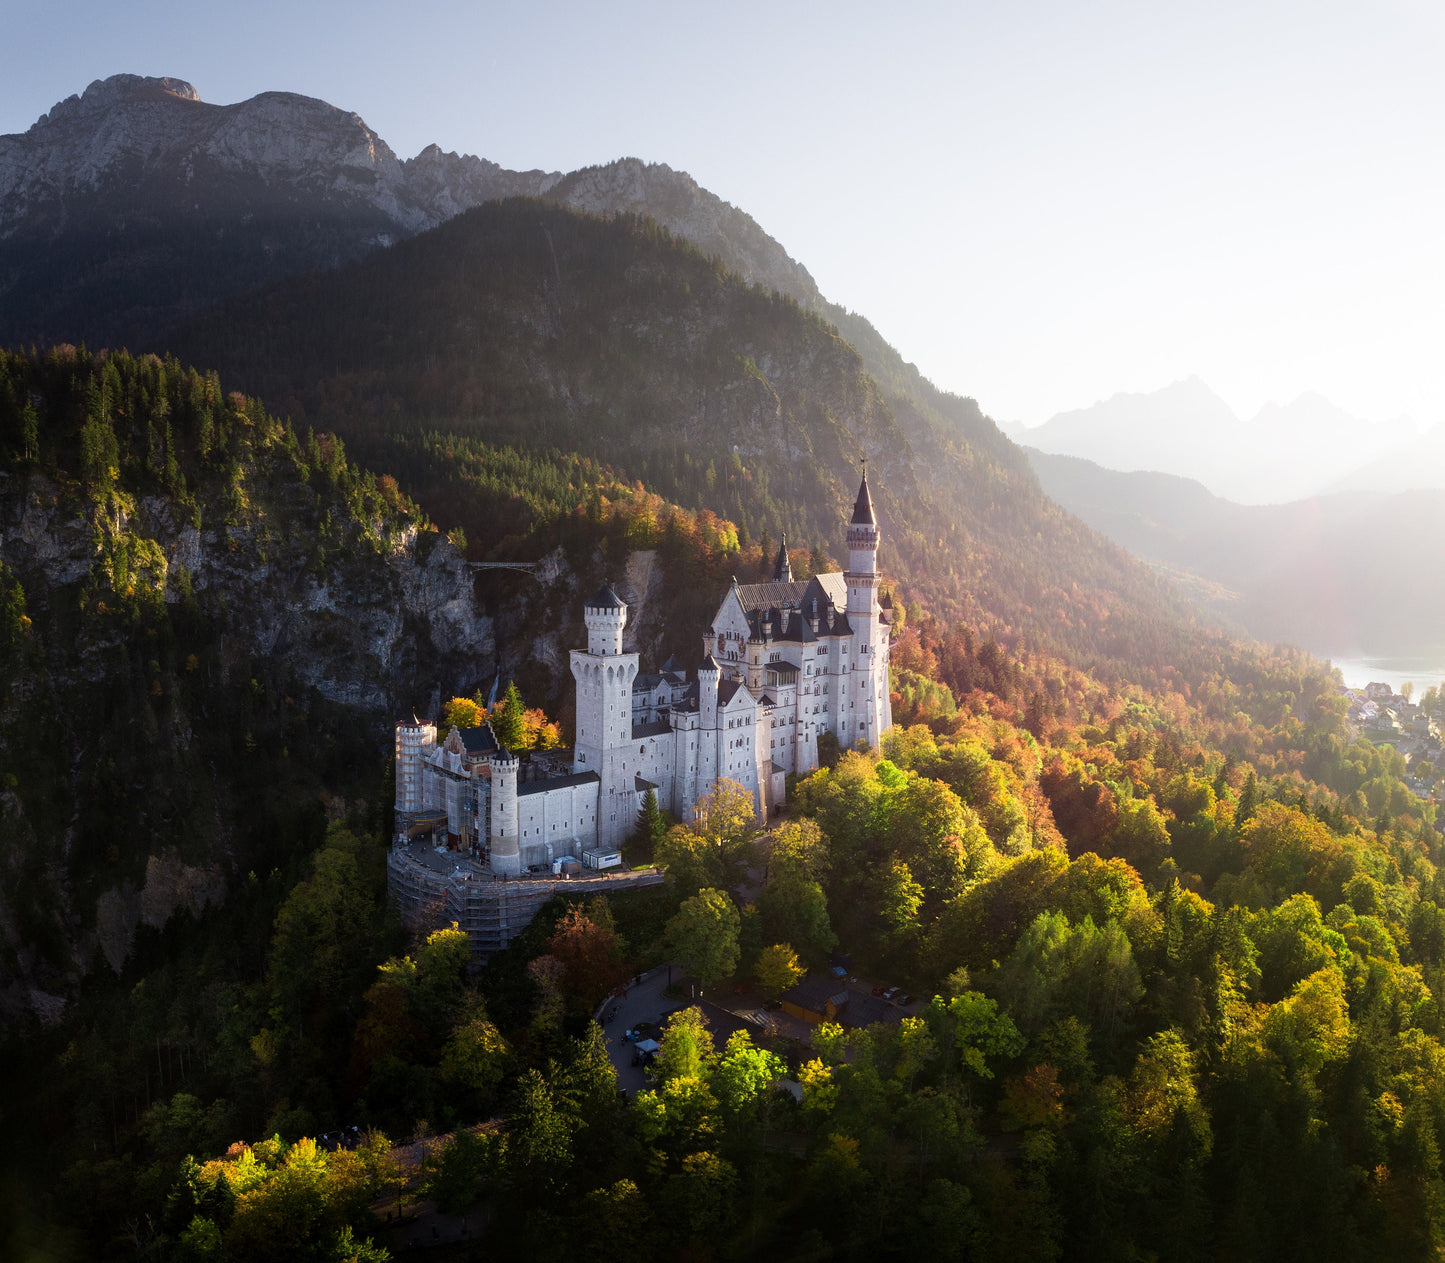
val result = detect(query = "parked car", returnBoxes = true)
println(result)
[871,983,889,997]
[882,986,901,1002]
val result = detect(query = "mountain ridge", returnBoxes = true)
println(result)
[1018,377,1417,504]
[0,75,823,344]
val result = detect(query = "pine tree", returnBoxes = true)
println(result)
[1233,770,1258,830]
[490,681,527,751]
[635,788,665,856]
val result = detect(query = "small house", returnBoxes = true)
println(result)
[781,976,849,1025]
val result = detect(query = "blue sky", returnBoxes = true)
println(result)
[4,0,1443,429]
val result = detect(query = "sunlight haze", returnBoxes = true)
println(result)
[3,0,1440,429]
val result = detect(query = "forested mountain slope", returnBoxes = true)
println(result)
[170,198,1209,681]
[4,73,1227,683]
[0,348,497,1014]
[0,76,813,354]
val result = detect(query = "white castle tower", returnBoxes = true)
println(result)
[488,748,521,876]
[845,468,892,747]
[571,585,639,848]
[394,718,436,815]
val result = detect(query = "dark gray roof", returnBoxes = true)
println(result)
[632,719,672,739]
[718,679,752,707]
[700,652,720,671]
[587,584,625,609]
[634,673,668,693]
[733,578,810,613]
[635,774,660,792]
[766,663,799,682]
[805,573,848,612]
[851,471,876,526]
[784,975,849,1012]
[517,770,600,797]
[660,655,686,675]
[695,997,765,1043]
[839,993,903,1029]
[458,726,498,754]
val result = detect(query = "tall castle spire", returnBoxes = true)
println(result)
[850,463,876,527]
[772,532,793,583]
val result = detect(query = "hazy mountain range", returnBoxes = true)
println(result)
[1005,377,1428,504]
[1024,447,1445,658]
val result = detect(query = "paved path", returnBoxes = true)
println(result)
[598,964,683,1096]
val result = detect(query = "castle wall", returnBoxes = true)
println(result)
[516,778,600,869]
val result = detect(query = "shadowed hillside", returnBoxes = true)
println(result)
[171,199,1209,680]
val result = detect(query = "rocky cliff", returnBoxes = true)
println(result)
[0,349,502,1025]
[0,74,821,348]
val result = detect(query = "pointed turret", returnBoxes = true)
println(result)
[846,465,880,577]
[850,469,876,526]
[772,533,793,582]
[584,582,627,655]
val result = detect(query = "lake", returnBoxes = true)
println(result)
[1325,655,1445,695]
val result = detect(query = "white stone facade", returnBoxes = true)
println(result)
[394,474,894,873]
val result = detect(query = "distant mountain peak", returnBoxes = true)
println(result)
[35,73,201,129]
[1026,376,1419,504]
[0,71,824,342]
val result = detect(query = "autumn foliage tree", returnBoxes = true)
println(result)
[488,681,562,751]
[440,695,484,732]
[545,902,631,1013]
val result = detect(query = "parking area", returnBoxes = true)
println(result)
[598,965,683,1096]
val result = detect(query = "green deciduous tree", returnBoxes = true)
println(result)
[712,1030,785,1115]
[754,942,805,995]
[939,991,1025,1079]
[667,889,741,986]
[438,1006,510,1109]
[757,873,837,962]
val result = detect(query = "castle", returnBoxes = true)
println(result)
[393,471,893,880]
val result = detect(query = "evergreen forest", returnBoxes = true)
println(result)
[5,348,1445,1260]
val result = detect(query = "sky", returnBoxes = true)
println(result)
[3,0,1443,429]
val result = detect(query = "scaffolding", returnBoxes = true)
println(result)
[387,843,663,956]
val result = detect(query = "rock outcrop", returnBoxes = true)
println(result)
[0,74,821,346]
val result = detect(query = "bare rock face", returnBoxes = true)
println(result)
[401,144,562,224]
[0,74,824,346]
[0,74,423,236]
[139,851,225,930]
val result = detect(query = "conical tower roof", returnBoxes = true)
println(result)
[587,583,625,609]
[851,470,876,526]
